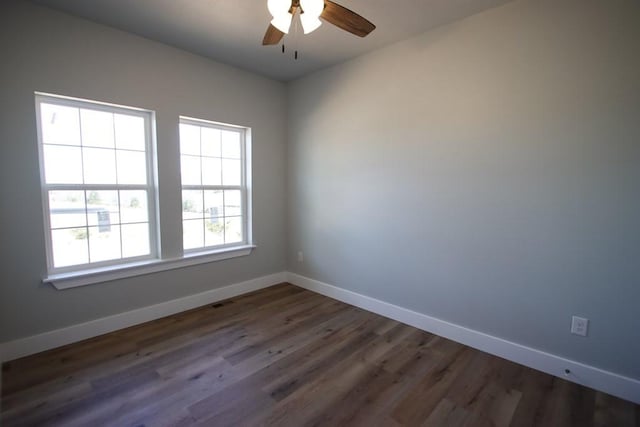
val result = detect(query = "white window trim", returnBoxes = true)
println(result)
[43,244,256,289]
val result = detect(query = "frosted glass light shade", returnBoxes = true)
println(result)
[300,0,324,17]
[271,14,292,34]
[267,0,291,17]
[300,14,322,34]
[299,0,324,34]
[268,0,292,34]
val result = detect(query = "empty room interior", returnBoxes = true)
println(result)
[1,0,639,425]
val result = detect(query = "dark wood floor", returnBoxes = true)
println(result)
[1,283,638,427]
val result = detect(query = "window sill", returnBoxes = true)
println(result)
[44,245,256,290]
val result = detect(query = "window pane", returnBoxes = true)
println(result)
[80,109,114,148]
[49,191,86,229]
[51,228,88,267]
[181,155,201,185]
[117,150,147,185]
[83,147,117,184]
[205,217,224,247]
[121,223,150,258]
[114,114,145,151]
[180,124,200,155]
[86,190,120,226]
[183,219,204,250]
[225,217,243,244]
[202,157,222,186]
[182,190,203,219]
[40,103,80,146]
[43,145,83,184]
[221,130,241,158]
[204,190,223,219]
[201,127,221,157]
[89,225,121,263]
[224,190,242,217]
[222,158,241,186]
[120,190,148,223]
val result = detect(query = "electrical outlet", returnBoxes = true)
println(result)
[297,251,304,262]
[571,316,589,337]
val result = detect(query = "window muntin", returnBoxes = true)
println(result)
[36,94,157,272]
[179,118,248,252]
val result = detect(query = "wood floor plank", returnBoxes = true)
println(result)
[1,283,637,427]
[594,391,638,427]
[422,398,473,427]
[342,339,442,426]
[391,345,475,425]
[261,311,383,401]
[508,368,555,427]
[302,329,440,427]
[107,358,238,427]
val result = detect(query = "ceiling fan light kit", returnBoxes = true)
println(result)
[263,0,376,46]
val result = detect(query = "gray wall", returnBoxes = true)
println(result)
[287,0,640,379]
[0,0,287,342]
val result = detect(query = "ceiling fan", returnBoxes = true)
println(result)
[263,0,376,45]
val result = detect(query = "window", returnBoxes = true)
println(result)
[35,93,254,288]
[179,117,250,252]
[36,93,157,273]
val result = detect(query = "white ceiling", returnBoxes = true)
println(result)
[33,0,513,81]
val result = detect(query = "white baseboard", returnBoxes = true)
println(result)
[286,272,640,404]
[0,272,286,363]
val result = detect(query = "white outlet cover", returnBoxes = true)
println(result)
[571,316,589,337]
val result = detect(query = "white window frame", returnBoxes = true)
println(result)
[36,92,160,276]
[179,116,252,254]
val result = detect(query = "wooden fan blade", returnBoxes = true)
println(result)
[263,24,285,45]
[321,0,375,38]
